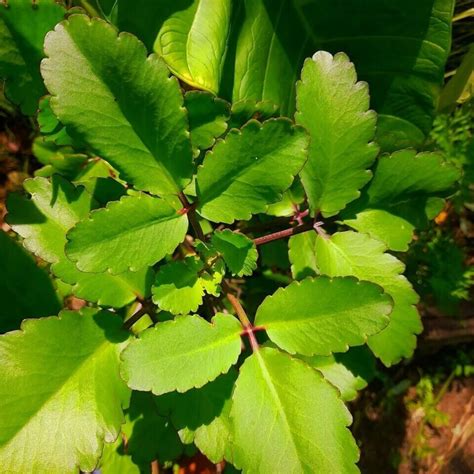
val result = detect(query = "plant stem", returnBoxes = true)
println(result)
[178,192,206,241]
[123,304,151,330]
[253,221,314,246]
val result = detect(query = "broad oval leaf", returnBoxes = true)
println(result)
[296,51,378,216]
[0,309,130,474]
[41,14,193,195]
[66,193,188,274]
[315,231,422,366]
[154,0,232,93]
[0,0,65,114]
[255,276,392,356]
[121,313,242,395]
[231,347,359,473]
[196,118,309,223]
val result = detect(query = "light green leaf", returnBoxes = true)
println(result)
[7,176,153,307]
[266,179,305,217]
[231,347,359,473]
[152,257,206,315]
[121,313,242,395]
[315,231,421,366]
[288,231,319,280]
[124,391,183,464]
[185,91,230,155]
[302,346,376,402]
[99,440,142,474]
[0,308,130,474]
[211,230,257,277]
[0,0,65,114]
[157,370,237,463]
[296,51,378,216]
[41,14,193,195]
[341,150,460,251]
[196,119,308,223]
[0,231,60,333]
[66,193,188,274]
[255,276,391,356]
[154,0,232,93]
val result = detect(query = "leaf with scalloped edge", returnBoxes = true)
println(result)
[41,14,193,195]
[153,0,232,93]
[121,314,242,395]
[152,257,206,315]
[66,193,188,274]
[231,347,359,473]
[7,176,153,307]
[341,150,460,251]
[0,0,65,114]
[296,51,378,216]
[315,231,421,366]
[255,276,391,356]
[184,91,230,155]
[211,230,257,277]
[157,370,237,463]
[0,308,130,474]
[196,118,309,223]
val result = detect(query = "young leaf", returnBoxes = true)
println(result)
[66,193,188,274]
[152,257,206,315]
[341,150,460,251]
[296,51,378,216]
[211,229,257,277]
[154,0,232,93]
[315,231,421,366]
[41,14,193,195]
[0,0,65,114]
[7,176,153,307]
[121,314,242,395]
[157,370,237,463]
[196,119,308,223]
[255,276,391,356]
[231,347,359,473]
[288,231,319,280]
[184,91,230,155]
[302,346,376,402]
[0,231,60,333]
[0,309,130,474]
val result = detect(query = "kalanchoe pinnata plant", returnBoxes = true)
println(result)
[0,1,458,472]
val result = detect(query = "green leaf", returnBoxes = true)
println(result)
[296,51,378,216]
[228,99,279,129]
[0,0,65,114]
[315,231,421,366]
[211,230,257,277]
[302,346,376,402]
[341,150,460,251]
[125,391,183,464]
[152,257,206,315]
[196,119,308,223]
[7,176,153,307]
[255,276,391,356]
[0,308,130,473]
[153,0,232,93]
[41,14,193,195]
[266,179,305,217]
[0,231,60,333]
[184,91,230,155]
[157,370,237,463]
[121,313,242,395]
[230,347,359,473]
[99,440,142,474]
[66,193,188,274]
[288,231,319,280]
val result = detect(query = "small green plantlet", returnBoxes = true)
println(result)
[0,1,459,472]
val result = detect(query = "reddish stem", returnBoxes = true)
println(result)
[178,192,206,241]
[253,221,314,246]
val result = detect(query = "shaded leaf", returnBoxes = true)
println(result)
[196,119,308,223]
[288,231,319,280]
[121,314,242,395]
[255,276,391,356]
[0,308,130,474]
[231,347,359,473]
[42,14,193,195]
[296,51,378,216]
